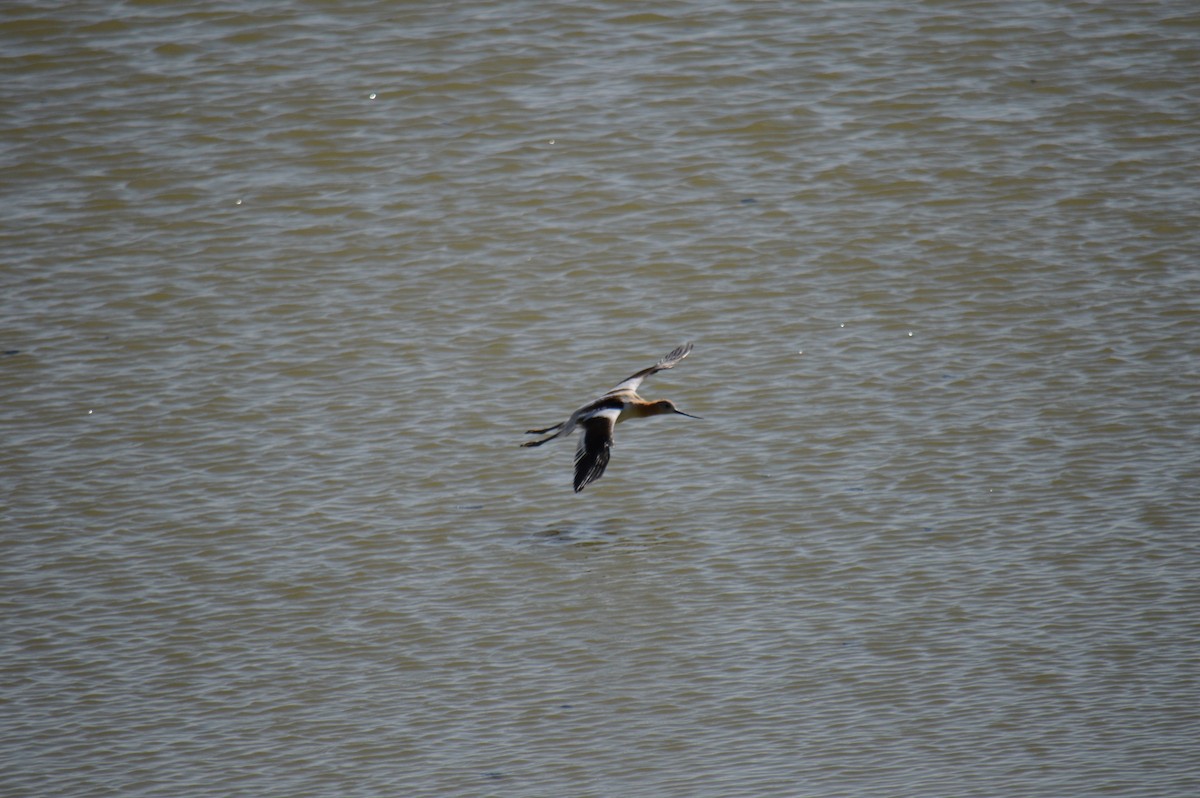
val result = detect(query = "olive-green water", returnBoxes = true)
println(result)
[3,2,1197,796]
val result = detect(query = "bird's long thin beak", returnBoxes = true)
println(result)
[674,409,703,419]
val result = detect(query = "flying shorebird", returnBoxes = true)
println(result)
[522,342,700,492]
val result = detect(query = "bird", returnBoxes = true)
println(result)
[522,342,700,492]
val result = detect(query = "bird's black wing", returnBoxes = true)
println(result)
[574,410,617,492]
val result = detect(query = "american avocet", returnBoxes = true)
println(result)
[522,342,700,492]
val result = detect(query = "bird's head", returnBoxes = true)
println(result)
[654,399,702,419]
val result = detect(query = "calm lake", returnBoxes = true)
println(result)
[3,2,1198,796]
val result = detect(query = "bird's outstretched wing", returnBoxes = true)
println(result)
[573,409,618,492]
[607,342,693,395]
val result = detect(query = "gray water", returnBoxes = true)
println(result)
[3,2,1198,796]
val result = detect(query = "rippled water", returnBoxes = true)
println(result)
[3,2,1198,796]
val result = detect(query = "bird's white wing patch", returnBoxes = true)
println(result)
[608,342,693,394]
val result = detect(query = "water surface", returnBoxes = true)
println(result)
[3,2,1198,796]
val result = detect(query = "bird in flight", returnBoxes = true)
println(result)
[522,343,700,492]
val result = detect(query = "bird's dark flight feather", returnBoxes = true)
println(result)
[573,414,615,492]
